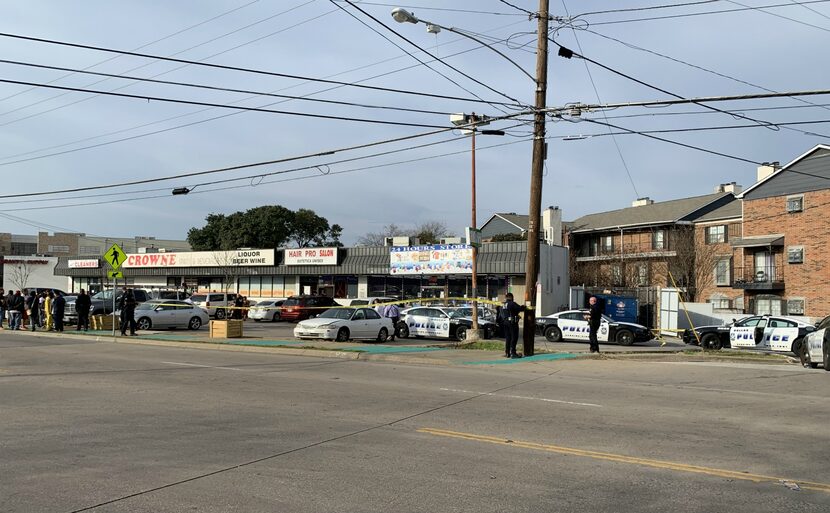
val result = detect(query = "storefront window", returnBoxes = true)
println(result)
[248,276,261,296]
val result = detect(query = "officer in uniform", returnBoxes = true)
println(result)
[501,293,525,358]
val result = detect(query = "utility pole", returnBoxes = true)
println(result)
[522,0,550,357]
[470,117,479,336]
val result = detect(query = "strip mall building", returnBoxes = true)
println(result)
[55,242,569,315]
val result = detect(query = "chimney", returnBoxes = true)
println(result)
[542,206,562,246]
[714,182,743,194]
[631,197,655,207]
[757,161,780,182]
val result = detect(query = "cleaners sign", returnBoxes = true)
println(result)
[284,247,338,265]
[123,249,275,268]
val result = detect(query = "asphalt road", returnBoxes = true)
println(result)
[2,331,828,512]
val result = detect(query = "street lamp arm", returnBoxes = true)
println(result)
[436,24,537,83]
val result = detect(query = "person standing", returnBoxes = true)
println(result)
[26,291,40,331]
[0,288,5,329]
[53,292,66,332]
[585,296,603,354]
[232,294,244,320]
[44,291,54,331]
[75,289,91,331]
[9,291,24,330]
[500,292,525,359]
[381,302,400,341]
[119,289,137,336]
[6,290,15,328]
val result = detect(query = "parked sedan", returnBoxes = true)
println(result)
[293,307,393,342]
[683,315,815,354]
[801,315,830,369]
[397,306,484,341]
[134,300,209,331]
[248,300,285,322]
[536,309,653,346]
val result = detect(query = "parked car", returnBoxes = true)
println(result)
[188,293,237,319]
[24,287,68,296]
[280,295,339,322]
[150,289,190,301]
[397,306,486,341]
[86,289,151,317]
[293,307,393,342]
[683,315,815,354]
[800,315,830,369]
[134,300,209,331]
[338,297,396,307]
[248,300,285,322]
[536,309,653,346]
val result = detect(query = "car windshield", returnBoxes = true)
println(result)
[136,302,162,311]
[92,290,115,300]
[190,295,207,302]
[317,308,353,320]
[257,301,275,307]
[350,300,368,306]
[283,298,300,307]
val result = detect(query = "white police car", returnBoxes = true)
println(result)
[684,315,815,354]
[801,315,830,369]
[535,309,653,346]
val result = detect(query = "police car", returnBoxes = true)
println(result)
[397,306,498,341]
[800,315,830,369]
[535,309,653,346]
[682,315,815,354]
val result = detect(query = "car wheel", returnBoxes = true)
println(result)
[791,338,803,357]
[377,327,389,343]
[616,329,634,346]
[455,326,467,342]
[544,326,562,342]
[701,333,720,350]
[214,308,226,320]
[253,319,261,322]
[188,317,202,330]
[397,324,409,338]
[136,317,152,330]
[336,327,350,342]
[484,326,494,339]
[800,341,818,368]
[824,345,830,372]
[272,312,281,322]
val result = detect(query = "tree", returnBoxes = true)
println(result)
[669,226,720,302]
[9,260,34,291]
[489,232,527,242]
[410,221,451,245]
[290,209,342,248]
[356,224,407,246]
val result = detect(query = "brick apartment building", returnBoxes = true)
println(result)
[0,232,192,257]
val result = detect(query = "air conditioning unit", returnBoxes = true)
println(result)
[787,299,805,315]
[440,237,463,244]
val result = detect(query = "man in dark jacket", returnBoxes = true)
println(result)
[119,289,137,336]
[501,292,525,359]
[585,296,603,353]
[52,292,66,332]
[26,291,40,331]
[9,290,24,330]
[75,289,91,331]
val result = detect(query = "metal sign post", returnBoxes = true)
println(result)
[103,243,125,338]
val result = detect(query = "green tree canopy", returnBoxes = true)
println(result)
[187,205,341,250]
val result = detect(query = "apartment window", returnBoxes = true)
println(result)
[637,264,648,286]
[652,230,665,250]
[714,258,731,286]
[787,246,804,264]
[590,238,599,256]
[79,246,98,255]
[47,245,70,253]
[786,298,805,315]
[786,195,804,213]
[601,235,614,253]
[611,264,622,285]
[705,225,727,244]
[708,296,731,310]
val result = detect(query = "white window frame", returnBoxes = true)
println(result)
[611,264,622,285]
[714,257,731,286]
[705,225,727,244]
[601,235,614,253]
[708,297,732,310]
[786,195,804,213]
[787,246,804,264]
[786,298,805,315]
[47,245,70,253]
[653,230,665,250]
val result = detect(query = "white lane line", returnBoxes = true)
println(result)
[162,361,246,371]
[656,361,806,372]
[440,388,602,408]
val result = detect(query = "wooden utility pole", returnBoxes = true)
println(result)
[522,0,550,357]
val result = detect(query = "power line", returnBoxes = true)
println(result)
[334,0,526,107]
[0,31,522,107]
[573,0,722,18]
[785,0,830,20]
[588,0,830,26]
[0,58,453,117]
[330,1,527,16]
[601,102,830,120]
[0,77,455,129]
[496,0,536,16]
[723,0,830,33]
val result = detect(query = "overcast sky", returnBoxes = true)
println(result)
[0,0,827,245]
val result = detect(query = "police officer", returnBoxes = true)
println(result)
[585,296,603,353]
[119,289,137,336]
[501,293,525,358]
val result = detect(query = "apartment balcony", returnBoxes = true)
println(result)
[732,266,784,290]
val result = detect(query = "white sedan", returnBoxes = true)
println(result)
[801,315,830,369]
[249,300,285,322]
[134,300,209,331]
[294,307,394,342]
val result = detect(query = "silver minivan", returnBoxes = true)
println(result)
[188,293,237,319]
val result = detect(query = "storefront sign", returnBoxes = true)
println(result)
[284,247,338,265]
[68,259,100,269]
[389,245,473,275]
[123,249,275,268]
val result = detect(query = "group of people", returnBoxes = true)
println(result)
[231,295,251,320]
[0,288,77,332]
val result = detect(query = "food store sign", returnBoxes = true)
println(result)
[285,247,338,265]
[123,249,275,268]
[389,244,473,275]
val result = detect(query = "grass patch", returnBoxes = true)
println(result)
[459,341,507,351]
[683,349,793,359]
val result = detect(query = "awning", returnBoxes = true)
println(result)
[730,235,784,248]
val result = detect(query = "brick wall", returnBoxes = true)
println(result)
[694,221,743,307]
[37,232,80,257]
[744,190,830,317]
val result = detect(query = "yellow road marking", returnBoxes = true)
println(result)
[417,428,830,493]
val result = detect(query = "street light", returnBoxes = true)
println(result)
[392,3,549,355]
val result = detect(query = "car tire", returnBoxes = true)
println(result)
[800,341,818,368]
[214,308,226,320]
[791,338,803,357]
[455,326,467,342]
[188,317,202,330]
[484,326,494,339]
[336,327,350,342]
[377,327,389,343]
[544,326,562,342]
[136,317,152,330]
[824,345,830,372]
[616,329,634,346]
[701,333,720,350]
[272,312,281,322]
[397,324,409,338]
[253,319,261,322]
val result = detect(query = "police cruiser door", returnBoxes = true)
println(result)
[761,317,801,352]
[557,311,610,342]
[730,316,765,348]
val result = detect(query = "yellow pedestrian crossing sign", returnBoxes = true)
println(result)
[108,271,124,279]
[104,243,125,270]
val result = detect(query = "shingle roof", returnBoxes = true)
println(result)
[694,199,742,222]
[569,192,732,233]
[495,213,533,230]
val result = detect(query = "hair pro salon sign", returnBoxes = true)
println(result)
[122,249,275,268]
[284,247,338,265]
